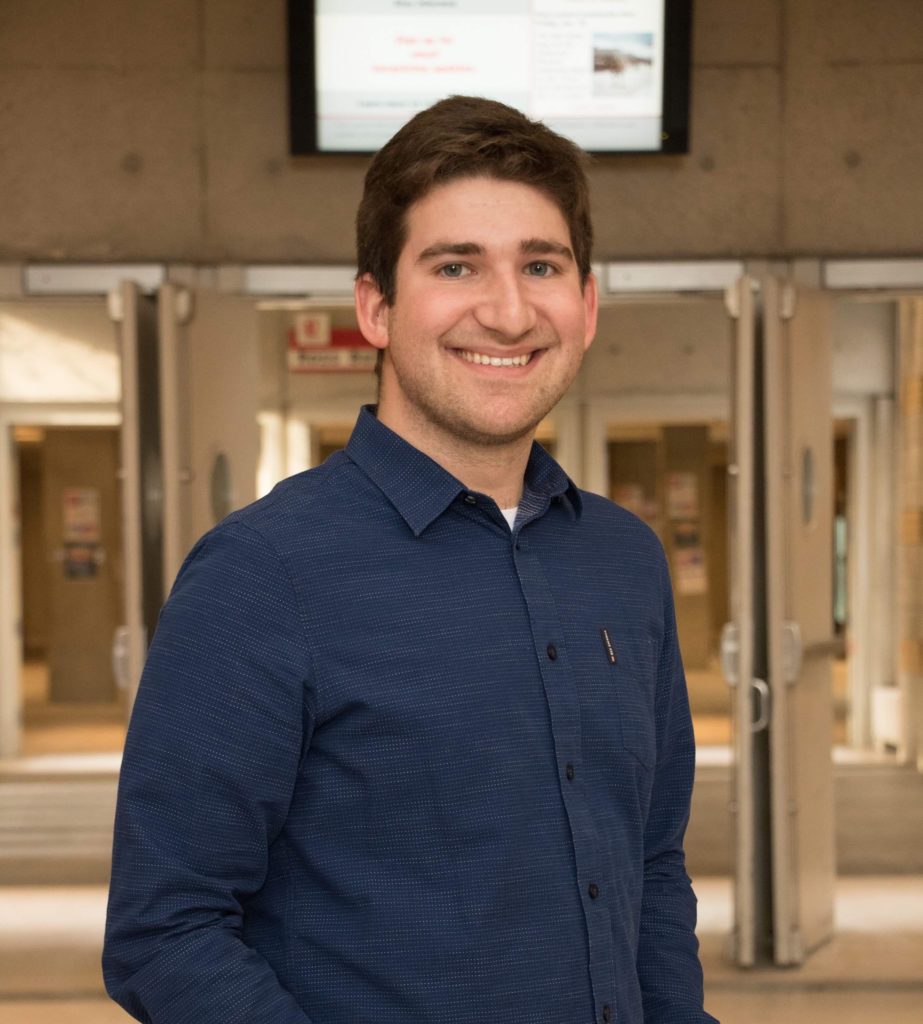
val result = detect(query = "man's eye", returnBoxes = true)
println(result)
[439,263,469,278]
[526,262,555,277]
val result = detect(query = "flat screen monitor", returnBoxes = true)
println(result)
[289,1,692,155]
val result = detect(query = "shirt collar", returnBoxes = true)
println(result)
[346,405,582,536]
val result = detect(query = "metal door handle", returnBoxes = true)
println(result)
[112,626,130,690]
[720,621,739,686]
[782,621,802,683]
[751,678,770,733]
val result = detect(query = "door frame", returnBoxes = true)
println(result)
[0,403,119,759]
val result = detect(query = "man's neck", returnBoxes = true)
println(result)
[376,406,532,509]
[435,441,531,510]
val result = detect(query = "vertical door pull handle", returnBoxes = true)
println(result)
[782,621,803,684]
[720,621,739,686]
[751,678,771,733]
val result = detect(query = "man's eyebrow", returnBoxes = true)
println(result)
[415,239,575,263]
[416,242,483,263]
[520,238,574,261]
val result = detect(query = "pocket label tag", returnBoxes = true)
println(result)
[600,627,617,665]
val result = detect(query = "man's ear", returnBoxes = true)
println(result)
[355,274,390,351]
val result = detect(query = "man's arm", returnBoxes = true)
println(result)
[103,522,315,1024]
[636,555,719,1024]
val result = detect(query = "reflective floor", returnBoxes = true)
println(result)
[1,877,921,1023]
[20,661,125,757]
[697,876,923,1021]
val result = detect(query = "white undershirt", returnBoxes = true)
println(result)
[500,506,519,530]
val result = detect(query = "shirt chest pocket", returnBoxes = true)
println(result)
[580,631,658,771]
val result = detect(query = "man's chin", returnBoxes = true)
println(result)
[449,412,546,449]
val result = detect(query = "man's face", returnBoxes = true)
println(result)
[356,176,597,452]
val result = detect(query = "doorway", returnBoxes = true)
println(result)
[16,425,126,756]
[605,420,733,746]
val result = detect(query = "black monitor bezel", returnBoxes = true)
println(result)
[288,0,692,156]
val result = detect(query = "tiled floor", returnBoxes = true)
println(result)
[1,877,921,1023]
[19,661,126,757]
[705,991,923,1023]
[0,1004,130,1023]
[701,876,923,1022]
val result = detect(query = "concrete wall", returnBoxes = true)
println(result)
[1,1,922,264]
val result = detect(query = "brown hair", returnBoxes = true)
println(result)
[356,95,593,305]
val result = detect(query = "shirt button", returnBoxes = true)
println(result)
[464,493,477,505]
[602,1006,612,1023]
[546,644,557,660]
[565,763,575,781]
[588,883,600,899]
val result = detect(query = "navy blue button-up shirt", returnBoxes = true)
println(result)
[104,406,716,1024]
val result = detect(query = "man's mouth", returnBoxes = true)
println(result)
[456,349,534,367]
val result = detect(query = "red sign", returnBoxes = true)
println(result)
[288,316,376,373]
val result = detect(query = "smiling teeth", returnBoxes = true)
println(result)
[460,350,532,367]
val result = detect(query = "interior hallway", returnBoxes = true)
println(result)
[1,876,921,1022]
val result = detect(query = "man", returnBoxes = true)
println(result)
[104,96,717,1024]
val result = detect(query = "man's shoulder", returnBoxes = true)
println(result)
[236,451,352,524]
[197,450,371,562]
[170,451,379,598]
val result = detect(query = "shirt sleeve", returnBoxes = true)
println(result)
[102,521,316,1024]
[636,554,720,1024]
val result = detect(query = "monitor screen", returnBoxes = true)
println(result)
[289,0,692,155]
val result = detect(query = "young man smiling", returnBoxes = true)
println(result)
[356,174,596,510]
[104,96,717,1024]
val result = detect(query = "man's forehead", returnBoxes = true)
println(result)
[402,176,573,255]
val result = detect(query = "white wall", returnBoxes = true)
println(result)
[0,301,118,403]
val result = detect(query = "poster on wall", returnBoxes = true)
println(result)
[61,488,103,579]
[665,471,699,519]
[62,488,101,542]
[63,543,100,579]
[671,519,707,596]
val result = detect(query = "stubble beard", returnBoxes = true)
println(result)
[381,326,581,452]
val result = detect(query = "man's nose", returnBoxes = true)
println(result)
[472,271,537,339]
